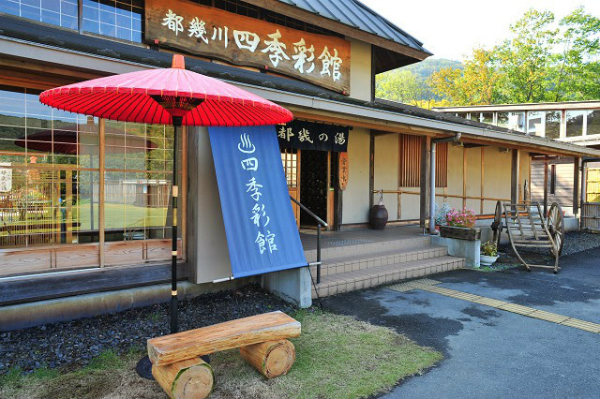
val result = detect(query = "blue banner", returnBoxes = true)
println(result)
[209,125,307,278]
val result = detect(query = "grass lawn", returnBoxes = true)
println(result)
[0,310,442,399]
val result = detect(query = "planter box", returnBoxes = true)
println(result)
[440,225,481,241]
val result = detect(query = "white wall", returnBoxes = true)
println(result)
[342,128,370,224]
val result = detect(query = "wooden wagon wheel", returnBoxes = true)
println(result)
[547,202,565,258]
[491,200,503,247]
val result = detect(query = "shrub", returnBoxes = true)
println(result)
[445,208,476,228]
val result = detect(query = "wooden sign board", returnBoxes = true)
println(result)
[145,0,351,93]
[338,152,349,191]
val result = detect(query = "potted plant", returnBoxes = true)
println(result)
[480,240,499,266]
[434,202,451,231]
[439,208,481,241]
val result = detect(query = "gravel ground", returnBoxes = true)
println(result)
[0,284,294,374]
[498,230,600,265]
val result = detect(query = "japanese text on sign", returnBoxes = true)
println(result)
[238,133,278,255]
[146,0,350,93]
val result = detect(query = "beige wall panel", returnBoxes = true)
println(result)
[342,128,370,224]
[374,134,399,220]
[445,144,464,198]
[466,199,480,212]
[349,40,371,101]
[187,126,233,283]
[465,147,481,197]
[400,191,420,220]
[482,147,512,213]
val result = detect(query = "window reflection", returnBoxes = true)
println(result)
[566,111,584,137]
[82,0,143,42]
[545,111,561,139]
[527,111,544,137]
[5,0,78,30]
[586,110,600,136]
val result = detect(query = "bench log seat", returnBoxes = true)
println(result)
[147,311,301,399]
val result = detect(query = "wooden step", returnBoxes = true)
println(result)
[312,256,464,298]
[147,311,300,366]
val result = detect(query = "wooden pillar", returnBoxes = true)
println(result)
[480,147,485,214]
[462,147,467,210]
[419,136,431,228]
[369,131,375,209]
[543,157,549,216]
[511,149,520,207]
[573,156,581,215]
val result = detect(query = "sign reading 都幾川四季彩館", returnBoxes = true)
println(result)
[145,0,351,93]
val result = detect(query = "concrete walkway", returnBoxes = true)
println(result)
[322,247,600,399]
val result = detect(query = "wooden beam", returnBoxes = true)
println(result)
[462,147,467,210]
[573,157,581,215]
[543,157,549,216]
[369,131,375,209]
[511,149,520,207]
[419,137,431,228]
[239,0,430,61]
[480,147,485,214]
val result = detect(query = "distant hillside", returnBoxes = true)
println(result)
[403,58,463,80]
[375,58,463,106]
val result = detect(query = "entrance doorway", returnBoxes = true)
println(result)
[300,150,328,227]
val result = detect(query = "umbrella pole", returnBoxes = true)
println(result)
[170,117,182,334]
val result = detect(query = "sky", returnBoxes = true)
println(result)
[360,0,600,61]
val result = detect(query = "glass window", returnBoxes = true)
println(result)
[481,112,493,124]
[566,111,584,137]
[527,111,544,137]
[4,0,78,30]
[507,112,525,132]
[0,87,99,249]
[82,0,143,42]
[585,110,600,136]
[545,111,561,139]
[104,120,178,241]
[497,112,509,128]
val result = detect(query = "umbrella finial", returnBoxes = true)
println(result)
[172,54,185,69]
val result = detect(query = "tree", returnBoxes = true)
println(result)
[427,7,600,106]
[375,70,425,104]
[429,48,502,105]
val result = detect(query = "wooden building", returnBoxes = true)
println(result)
[435,102,600,216]
[0,0,598,329]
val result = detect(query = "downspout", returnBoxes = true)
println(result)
[429,134,462,234]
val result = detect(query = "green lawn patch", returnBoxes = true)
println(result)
[0,310,442,399]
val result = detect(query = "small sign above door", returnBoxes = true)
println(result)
[145,0,351,93]
[277,120,349,152]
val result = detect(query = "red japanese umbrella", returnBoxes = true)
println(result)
[39,55,293,336]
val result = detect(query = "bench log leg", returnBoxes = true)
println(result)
[239,339,296,379]
[152,357,214,399]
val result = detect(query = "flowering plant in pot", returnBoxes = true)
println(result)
[439,208,480,240]
[480,240,499,266]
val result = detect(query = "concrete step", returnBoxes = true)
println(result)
[311,256,465,298]
[304,235,431,262]
[309,244,448,278]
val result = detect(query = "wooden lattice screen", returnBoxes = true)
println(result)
[398,135,447,187]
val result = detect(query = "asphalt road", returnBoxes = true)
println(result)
[323,247,600,399]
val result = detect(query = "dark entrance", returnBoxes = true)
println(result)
[300,150,328,227]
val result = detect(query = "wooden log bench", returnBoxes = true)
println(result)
[147,311,301,399]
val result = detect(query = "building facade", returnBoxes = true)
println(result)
[435,102,600,215]
[1,0,598,329]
